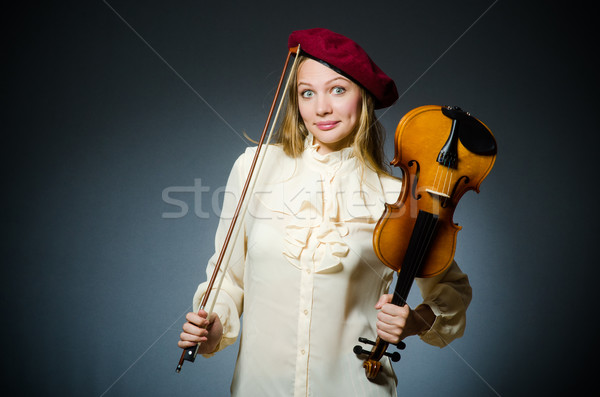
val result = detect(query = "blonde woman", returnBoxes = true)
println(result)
[179,28,471,396]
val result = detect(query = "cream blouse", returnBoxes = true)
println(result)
[193,135,472,397]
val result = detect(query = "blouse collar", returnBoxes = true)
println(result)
[303,133,355,173]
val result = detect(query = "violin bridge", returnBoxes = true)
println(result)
[425,188,450,199]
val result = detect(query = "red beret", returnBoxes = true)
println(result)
[288,28,398,109]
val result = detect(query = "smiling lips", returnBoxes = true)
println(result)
[315,121,340,131]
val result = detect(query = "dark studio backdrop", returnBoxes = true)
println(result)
[3,1,598,396]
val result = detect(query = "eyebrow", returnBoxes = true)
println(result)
[297,76,351,87]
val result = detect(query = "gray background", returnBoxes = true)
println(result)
[3,0,598,396]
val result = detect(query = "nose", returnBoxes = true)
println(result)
[316,95,332,116]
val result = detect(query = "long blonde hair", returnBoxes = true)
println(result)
[275,56,389,175]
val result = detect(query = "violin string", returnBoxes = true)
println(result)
[400,212,425,301]
[393,220,413,304]
[409,214,429,289]
[413,215,439,336]
[413,212,435,277]
[441,164,451,197]
[407,214,436,305]
[448,170,455,197]
[439,167,452,198]
[395,226,415,304]
[413,215,434,289]
[398,211,439,306]
[396,211,428,304]
[432,164,441,193]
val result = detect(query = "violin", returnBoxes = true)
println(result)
[353,104,497,380]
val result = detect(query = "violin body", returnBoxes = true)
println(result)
[374,105,496,278]
[355,104,497,380]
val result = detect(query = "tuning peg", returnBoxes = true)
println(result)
[387,351,401,362]
[358,337,376,346]
[359,336,405,350]
[353,345,402,362]
[353,345,369,355]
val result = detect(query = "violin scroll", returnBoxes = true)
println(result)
[354,337,405,379]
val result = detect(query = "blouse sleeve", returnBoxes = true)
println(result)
[192,152,249,356]
[415,260,472,347]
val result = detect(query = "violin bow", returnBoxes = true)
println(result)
[176,45,301,372]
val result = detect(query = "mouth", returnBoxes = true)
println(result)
[315,121,340,131]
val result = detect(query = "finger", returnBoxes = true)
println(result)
[185,312,204,326]
[380,303,410,317]
[377,311,407,327]
[375,319,406,335]
[376,327,401,345]
[182,322,208,337]
[178,340,198,349]
[197,309,209,319]
[178,335,207,349]
[186,312,210,328]
[182,318,206,334]
[179,330,206,344]
[375,294,393,309]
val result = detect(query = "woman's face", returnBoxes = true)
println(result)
[297,59,362,154]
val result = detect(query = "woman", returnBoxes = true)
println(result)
[178,28,472,396]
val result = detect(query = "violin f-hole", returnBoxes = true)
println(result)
[408,160,421,201]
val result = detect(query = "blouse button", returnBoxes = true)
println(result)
[303,309,309,315]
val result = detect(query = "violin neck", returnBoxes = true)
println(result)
[391,210,439,307]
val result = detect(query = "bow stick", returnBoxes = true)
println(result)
[176,45,300,372]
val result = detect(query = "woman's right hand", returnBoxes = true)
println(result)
[178,310,223,355]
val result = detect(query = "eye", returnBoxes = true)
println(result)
[332,86,346,95]
[301,89,314,98]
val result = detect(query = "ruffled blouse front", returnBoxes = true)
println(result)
[277,136,386,275]
[193,136,472,397]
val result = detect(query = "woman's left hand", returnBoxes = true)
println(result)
[374,294,435,344]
